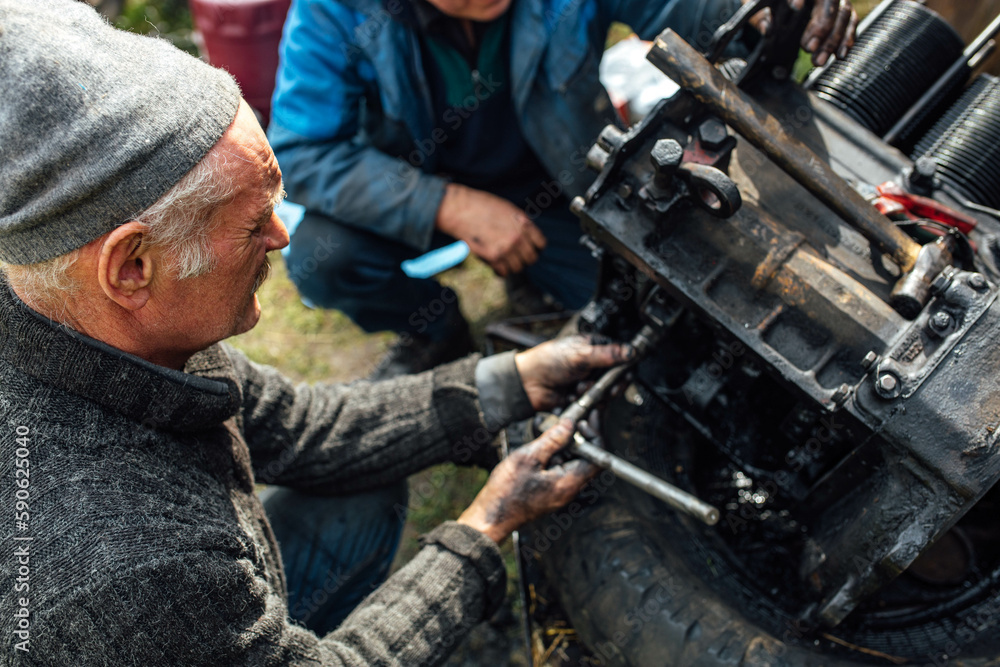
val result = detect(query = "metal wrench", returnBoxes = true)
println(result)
[537,323,721,526]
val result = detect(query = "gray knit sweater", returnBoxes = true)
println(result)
[0,278,506,666]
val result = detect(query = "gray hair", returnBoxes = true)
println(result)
[2,149,235,305]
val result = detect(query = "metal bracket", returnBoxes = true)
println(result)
[858,269,997,410]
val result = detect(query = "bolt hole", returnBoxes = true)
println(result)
[700,188,722,210]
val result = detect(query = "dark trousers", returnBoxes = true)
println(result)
[261,482,408,636]
[284,208,598,341]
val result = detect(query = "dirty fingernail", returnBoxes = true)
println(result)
[758,18,771,34]
[806,37,820,52]
[816,51,829,66]
[838,45,848,59]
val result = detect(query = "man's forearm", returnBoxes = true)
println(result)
[234,348,490,492]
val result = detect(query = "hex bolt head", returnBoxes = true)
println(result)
[909,156,938,192]
[650,138,684,181]
[831,383,851,404]
[860,351,879,370]
[968,273,988,291]
[930,311,953,333]
[875,372,901,399]
[697,118,728,151]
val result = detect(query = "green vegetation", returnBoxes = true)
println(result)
[115,0,197,54]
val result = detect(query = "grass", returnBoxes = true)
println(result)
[229,252,507,383]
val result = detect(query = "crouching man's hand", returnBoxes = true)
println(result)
[457,419,595,543]
[745,0,857,66]
[515,335,633,412]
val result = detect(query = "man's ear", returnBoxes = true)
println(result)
[97,222,155,310]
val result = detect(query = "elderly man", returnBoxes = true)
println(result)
[0,2,630,664]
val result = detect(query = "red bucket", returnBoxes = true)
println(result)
[189,0,291,127]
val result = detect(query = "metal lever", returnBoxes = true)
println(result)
[535,322,721,526]
[556,324,659,426]
[536,409,721,526]
[570,431,721,526]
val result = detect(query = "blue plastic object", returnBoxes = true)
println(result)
[400,241,470,279]
[275,201,468,308]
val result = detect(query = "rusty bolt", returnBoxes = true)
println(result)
[650,138,684,191]
[860,351,879,370]
[968,273,988,291]
[697,118,729,151]
[650,139,684,176]
[930,311,953,334]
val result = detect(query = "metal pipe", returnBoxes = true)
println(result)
[968,39,996,71]
[648,29,922,272]
[963,11,1000,60]
[571,432,720,526]
[883,11,1000,145]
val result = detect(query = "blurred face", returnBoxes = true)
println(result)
[423,0,513,22]
[153,101,289,353]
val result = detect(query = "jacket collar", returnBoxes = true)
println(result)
[0,276,242,432]
[350,0,552,117]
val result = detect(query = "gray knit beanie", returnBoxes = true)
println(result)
[0,0,241,265]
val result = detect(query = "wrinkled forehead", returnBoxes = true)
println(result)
[214,113,283,201]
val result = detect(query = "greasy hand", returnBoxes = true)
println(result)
[435,183,547,277]
[801,0,857,65]
[745,0,857,66]
[457,419,597,543]
[515,335,633,412]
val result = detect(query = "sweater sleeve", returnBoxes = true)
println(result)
[24,522,506,667]
[226,345,494,494]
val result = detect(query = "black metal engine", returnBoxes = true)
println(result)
[533,1,1000,664]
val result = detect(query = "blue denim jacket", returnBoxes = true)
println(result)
[269,0,740,252]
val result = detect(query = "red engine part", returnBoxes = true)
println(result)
[875,181,979,235]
